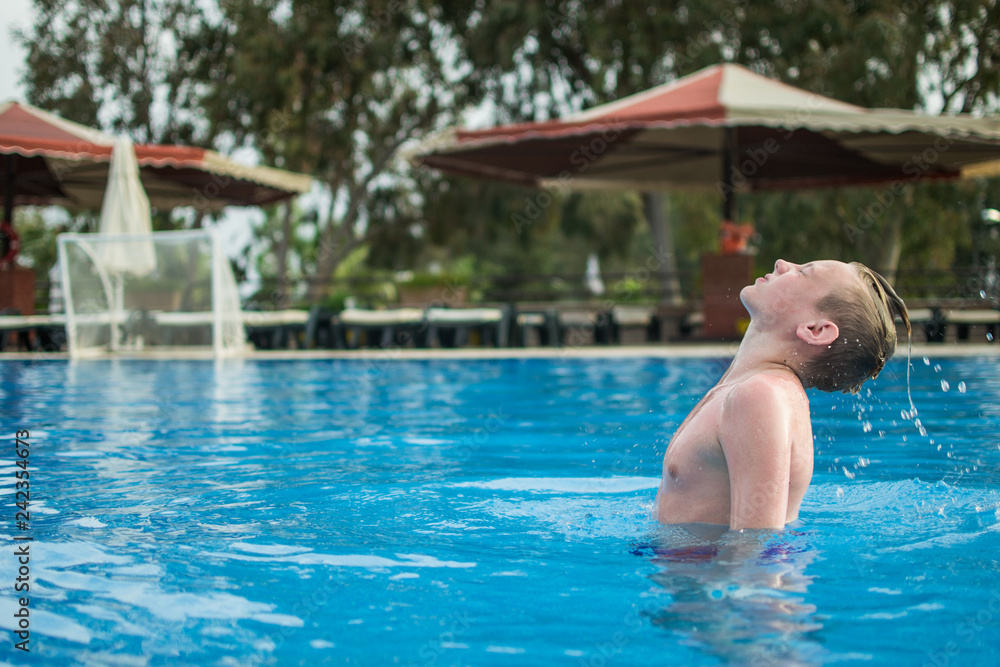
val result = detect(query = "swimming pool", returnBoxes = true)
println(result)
[1,353,998,665]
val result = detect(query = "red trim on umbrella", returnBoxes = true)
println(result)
[0,103,112,159]
[454,68,728,145]
[134,144,209,169]
[0,101,310,209]
[0,104,215,168]
[597,66,726,124]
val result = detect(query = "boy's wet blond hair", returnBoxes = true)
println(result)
[801,263,910,394]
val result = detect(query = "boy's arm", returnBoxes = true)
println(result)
[719,377,794,530]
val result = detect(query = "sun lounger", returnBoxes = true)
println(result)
[333,306,513,349]
[611,306,660,343]
[906,307,998,342]
[515,305,665,346]
[242,310,311,349]
[0,312,134,352]
[0,313,68,352]
[0,312,130,328]
[904,308,935,324]
[680,311,705,338]
[514,309,559,347]
[153,310,313,349]
[336,307,427,348]
[425,306,510,347]
[0,314,67,329]
[944,309,1000,341]
[903,308,939,341]
[899,307,998,342]
[556,308,615,345]
[1,309,318,352]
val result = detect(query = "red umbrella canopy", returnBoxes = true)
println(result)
[0,101,312,213]
[415,63,1000,194]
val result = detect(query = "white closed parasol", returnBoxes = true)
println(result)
[97,136,156,349]
[585,252,606,296]
[98,136,156,275]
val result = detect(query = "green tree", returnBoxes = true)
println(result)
[188,0,476,302]
[19,0,213,145]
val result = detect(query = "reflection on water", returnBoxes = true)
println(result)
[638,524,824,666]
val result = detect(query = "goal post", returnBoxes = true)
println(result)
[57,229,248,358]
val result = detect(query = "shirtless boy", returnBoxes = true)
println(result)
[655,259,909,530]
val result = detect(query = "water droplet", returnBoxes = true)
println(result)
[980,290,987,298]
[836,487,844,498]
[940,380,950,392]
[988,332,995,342]
[923,357,930,365]
[858,457,870,467]
[862,421,872,433]
[842,466,856,480]
[958,381,967,393]
[933,364,942,372]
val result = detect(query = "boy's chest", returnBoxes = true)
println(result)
[664,387,815,501]
[663,394,729,478]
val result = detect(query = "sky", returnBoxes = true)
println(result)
[1,0,33,102]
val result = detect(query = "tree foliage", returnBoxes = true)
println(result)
[15,0,1000,303]
[19,0,214,144]
[187,0,476,301]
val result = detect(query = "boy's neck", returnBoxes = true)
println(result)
[720,322,806,386]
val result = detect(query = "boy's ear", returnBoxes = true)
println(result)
[796,319,840,347]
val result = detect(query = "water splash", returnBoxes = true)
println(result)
[906,333,917,421]
[904,333,927,438]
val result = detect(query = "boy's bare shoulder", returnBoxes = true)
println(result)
[722,372,807,416]
[729,373,806,400]
[718,373,808,464]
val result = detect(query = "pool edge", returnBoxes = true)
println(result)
[1,342,998,361]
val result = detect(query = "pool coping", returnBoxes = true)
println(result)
[1,342,998,361]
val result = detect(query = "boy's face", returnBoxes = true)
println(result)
[741,259,860,328]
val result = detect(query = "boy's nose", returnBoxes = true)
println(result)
[774,259,792,274]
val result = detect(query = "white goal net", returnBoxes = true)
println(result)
[57,229,247,358]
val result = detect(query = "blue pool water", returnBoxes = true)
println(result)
[0,354,999,665]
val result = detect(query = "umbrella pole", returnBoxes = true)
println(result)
[721,128,737,222]
[643,193,683,307]
[4,155,13,224]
